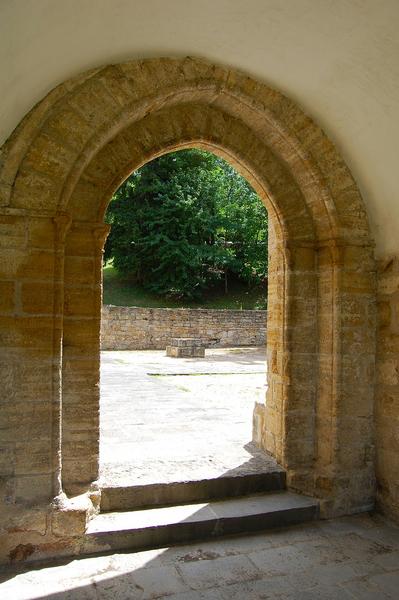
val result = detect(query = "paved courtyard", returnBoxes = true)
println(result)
[100,347,276,486]
[2,350,399,598]
[1,513,399,599]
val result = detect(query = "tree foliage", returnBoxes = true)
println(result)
[105,149,267,300]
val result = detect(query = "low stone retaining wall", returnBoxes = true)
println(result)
[101,305,267,350]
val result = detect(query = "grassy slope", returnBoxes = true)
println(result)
[103,264,267,310]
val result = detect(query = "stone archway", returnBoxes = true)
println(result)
[0,58,376,526]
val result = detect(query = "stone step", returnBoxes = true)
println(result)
[86,491,319,553]
[100,470,286,511]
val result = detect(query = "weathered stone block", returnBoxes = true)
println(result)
[166,338,205,358]
[17,250,55,280]
[0,281,14,312]
[14,473,53,504]
[0,315,55,349]
[28,219,56,249]
[64,287,97,317]
[0,215,27,249]
[52,493,93,537]
[64,256,95,284]
[21,281,56,314]
[15,439,52,475]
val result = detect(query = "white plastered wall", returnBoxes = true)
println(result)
[1,0,398,255]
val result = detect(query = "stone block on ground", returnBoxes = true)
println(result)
[166,338,206,358]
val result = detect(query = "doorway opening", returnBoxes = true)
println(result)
[99,148,276,490]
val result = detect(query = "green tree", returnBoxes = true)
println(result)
[105,149,267,300]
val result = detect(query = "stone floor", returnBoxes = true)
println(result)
[1,514,399,599]
[100,348,277,486]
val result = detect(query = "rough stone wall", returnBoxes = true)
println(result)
[101,305,267,350]
[376,256,399,523]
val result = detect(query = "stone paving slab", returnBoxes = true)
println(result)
[1,514,399,599]
[88,491,317,533]
[100,348,276,487]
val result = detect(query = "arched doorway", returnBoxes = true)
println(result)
[99,147,270,494]
[0,58,376,522]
